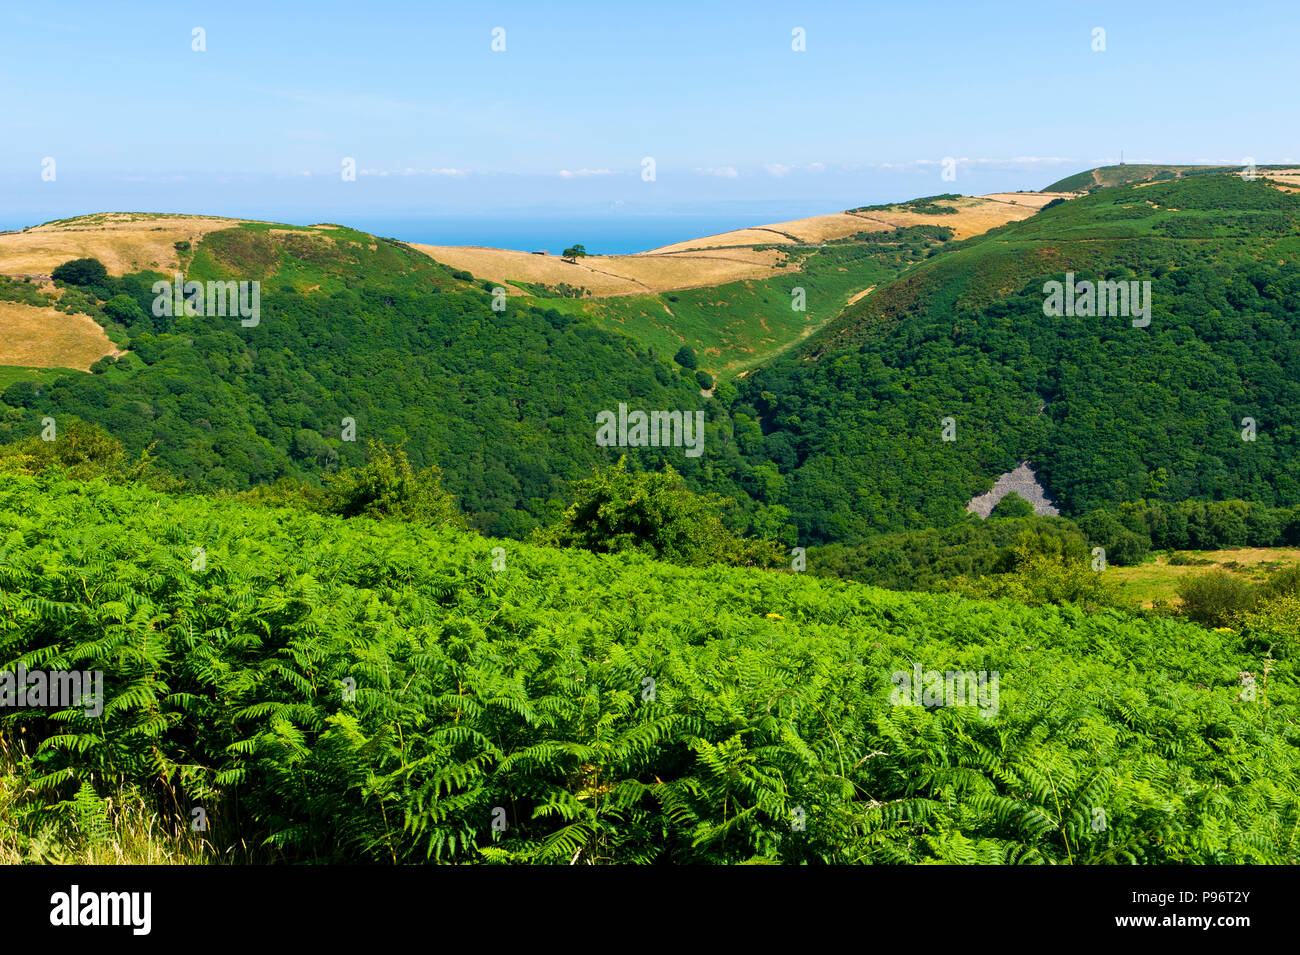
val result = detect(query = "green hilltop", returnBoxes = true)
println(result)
[1043,162,1293,193]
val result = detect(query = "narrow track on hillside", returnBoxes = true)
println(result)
[565,261,654,290]
[845,211,905,229]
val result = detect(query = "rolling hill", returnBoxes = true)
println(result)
[410,193,1070,378]
[738,170,1300,542]
[0,219,722,539]
[1,196,1063,384]
[0,212,244,277]
[410,192,1063,297]
[1042,162,1300,193]
[0,190,1071,538]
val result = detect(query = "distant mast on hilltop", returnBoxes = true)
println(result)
[1120,150,1125,166]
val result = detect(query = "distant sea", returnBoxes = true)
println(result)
[340,209,829,255]
[0,204,846,256]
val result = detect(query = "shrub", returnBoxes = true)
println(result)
[324,441,461,527]
[1107,528,1151,566]
[695,370,715,390]
[536,456,782,568]
[673,346,698,370]
[51,257,108,287]
[1,380,41,407]
[1077,510,1150,566]
[989,493,1035,519]
[1240,594,1300,650]
[0,418,168,487]
[949,539,1120,612]
[229,476,329,513]
[102,293,149,331]
[1258,562,1300,599]
[0,418,122,474]
[1176,570,1257,627]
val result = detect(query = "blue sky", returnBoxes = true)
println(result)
[2,0,1296,235]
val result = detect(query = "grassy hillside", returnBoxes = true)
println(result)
[0,275,123,375]
[0,212,246,277]
[531,226,951,378]
[416,195,1053,380]
[0,301,121,371]
[1110,546,1300,608]
[1,473,1296,864]
[1043,162,1300,194]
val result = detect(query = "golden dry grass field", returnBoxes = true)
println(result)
[0,213,243,277]
[1263,168,1300,193]
[406,243,787,296]
[647,213,873,251]
[0,301,121,370]
[850,194,1073,239]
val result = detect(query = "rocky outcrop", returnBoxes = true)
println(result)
[965,462,1059,518]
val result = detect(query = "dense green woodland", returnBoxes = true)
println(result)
[0,231,758,540]
[737,176,1300,542]
[1,475,1295,863]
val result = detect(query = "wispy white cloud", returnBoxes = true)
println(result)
[695,166,738,178]
[833,157,1079,173]
[763,161,828,177]
[120,174,190,183]
[360,167,469,177]
[557,168,613,178]
[5,10,87,33]
[912,156,1076,167]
